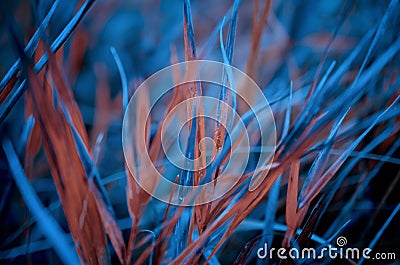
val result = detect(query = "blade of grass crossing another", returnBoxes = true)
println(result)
[2,139,80,265]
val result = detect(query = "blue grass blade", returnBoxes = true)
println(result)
[198,14,229,59]
[0,239,61,260]
[1,201,61,248]
[0,180,12,217]
[253,79,292,264]
[254,79,292,257]
[338,98,400,141]
[301,60,336,124]
[192,230,222,265]
[264,177,281,246]
[0,80,27,125]
[183,0,196,58]
[198,0,243,58]
[0,0,95,125]
[326,220,351,245]
[138,230,156,265]
[236,220,331,246]
[280,81,293,142]
[169,207,192,260]
[167,117,197,260]
[179,115,196,188]
[17,115,35,154]
[357,203,400,265]
[204,221,232,263]
[0,61,20,92]
[93,132,104,165]
[299,108,349,201]
[225,0,240,111]
[226,0,240,63]
[2,139,80,265]
[280,20,383,157]
[367,204,400,250]
[110,47,128,111]
[1,0,91,85]
[313,61,336,95]
[216,0,240,143]
[217,17,228,122]
[33,53,49,72]
[57,94,92,172]
[36,0,95,73]
[323,122,400,238]
[328,137,400,237]
[315,220,351,255]
[201,191,247,262]
[324,29,375,91]
[268,83,295,106]
[101,172,126,185]
[300,95,400,208]
[0,0,60,91]
[354,34,400,90]
[27,0,60,55]
[56,89,116,217]
[351,0,398,86]
[315,0,400,128]
[278,29,373,156]
[204,249,222,265]
[50,0,95,52]
[276,83,324,156]
[201,132,232,185]
[318,34,400,128]
[329,0,397,102]
[256,176,281,265]
[329,150,400,165]
[202,99,266,185]
[218,17,237,132]
[306,0,354,99]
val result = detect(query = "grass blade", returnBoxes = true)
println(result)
[110,46,129,111]
[2,139,80,265]
[357,203,400,265]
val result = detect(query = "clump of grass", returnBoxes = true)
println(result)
[1,0,399,265]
